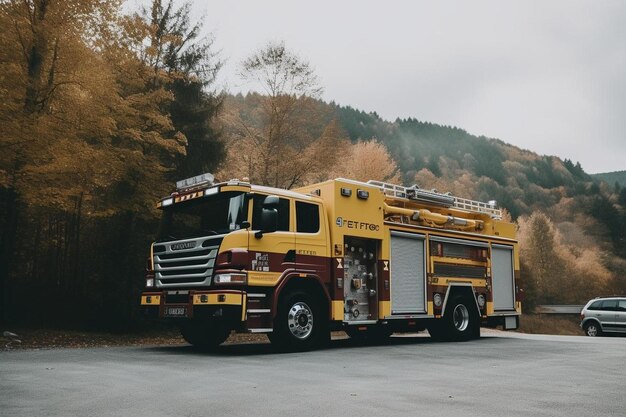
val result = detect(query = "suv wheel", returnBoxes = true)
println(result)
[584,322,602,337]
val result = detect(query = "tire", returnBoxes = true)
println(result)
[584,321,602,337]
[180,320,230,349]
[430,296,480,341]
[272,290,327,351]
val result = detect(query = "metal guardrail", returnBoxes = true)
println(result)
[535,305,584,315]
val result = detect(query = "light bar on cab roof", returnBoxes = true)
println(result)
[176,173,215,191]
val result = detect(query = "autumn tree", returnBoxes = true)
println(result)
[0,0,193,327]
[219,42,344,188]
[0,0,129,325]
[329,140,400,183]
[0,0,189,212]
[518,213,567,306]
[517,212,610,308]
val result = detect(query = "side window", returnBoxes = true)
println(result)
[588,301,602,310]
[618,300,626,312]
[600,300,618,311]
[296,201,320,233]
[252,195,290,231]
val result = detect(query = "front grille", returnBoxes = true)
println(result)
[160,268,209,276]
[158,248,213,260]
[154,237,221,288]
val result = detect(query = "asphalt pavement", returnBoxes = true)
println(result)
[1,331,625,417]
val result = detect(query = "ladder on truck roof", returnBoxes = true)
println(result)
[367,180,502,220]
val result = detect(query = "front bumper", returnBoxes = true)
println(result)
[141,289,246,323]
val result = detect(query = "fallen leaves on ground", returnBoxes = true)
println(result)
[0,328,270,351]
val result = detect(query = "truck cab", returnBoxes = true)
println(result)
[141,174,333,350]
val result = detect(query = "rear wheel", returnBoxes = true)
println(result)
[180,320,230,349]
[429,296,479,341]
[584,321,602,337]
[272,290,327,351]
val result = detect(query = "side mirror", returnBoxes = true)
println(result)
[255,195,279,238]
[262,195,279,210]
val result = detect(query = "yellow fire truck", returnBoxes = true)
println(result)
[141,173,521,350]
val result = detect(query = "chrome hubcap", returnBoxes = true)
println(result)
[288,302,314,339]
[587,325,597,336]
[453,304,470,331]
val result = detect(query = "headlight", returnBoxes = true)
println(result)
[433,293,443,307]
[146,277,154,288]
[477,294,486,308]
[213,273,247,285]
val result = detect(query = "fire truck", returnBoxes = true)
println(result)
[141,173,521,350]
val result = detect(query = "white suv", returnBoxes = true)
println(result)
[580,297,626,337]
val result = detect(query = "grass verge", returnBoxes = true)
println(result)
[517,314,583,336]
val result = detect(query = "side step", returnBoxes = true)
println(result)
[246,293,273,332]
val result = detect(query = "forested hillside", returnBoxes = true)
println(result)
[592,170,626,189]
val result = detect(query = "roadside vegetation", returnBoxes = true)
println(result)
[517,315,583,336]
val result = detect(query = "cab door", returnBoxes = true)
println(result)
[247,194,295,287]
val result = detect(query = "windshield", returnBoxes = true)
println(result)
[157,191,248,242]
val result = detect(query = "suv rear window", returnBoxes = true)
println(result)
[618,300,626,311]
[600,300,618,311]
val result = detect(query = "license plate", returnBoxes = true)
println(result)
[164,306,187,317]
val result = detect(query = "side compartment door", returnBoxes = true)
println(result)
[390,231,426,314]
[491,244,515,311]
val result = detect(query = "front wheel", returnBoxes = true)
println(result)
[584,322,602,337]
[272,291,327,351]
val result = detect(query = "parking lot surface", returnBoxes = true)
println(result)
[1,331,624,417]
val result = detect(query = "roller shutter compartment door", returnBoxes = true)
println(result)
[390,232,426,314]
[492,245,515,311]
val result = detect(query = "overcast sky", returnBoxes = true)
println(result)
[185,0,624,174]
